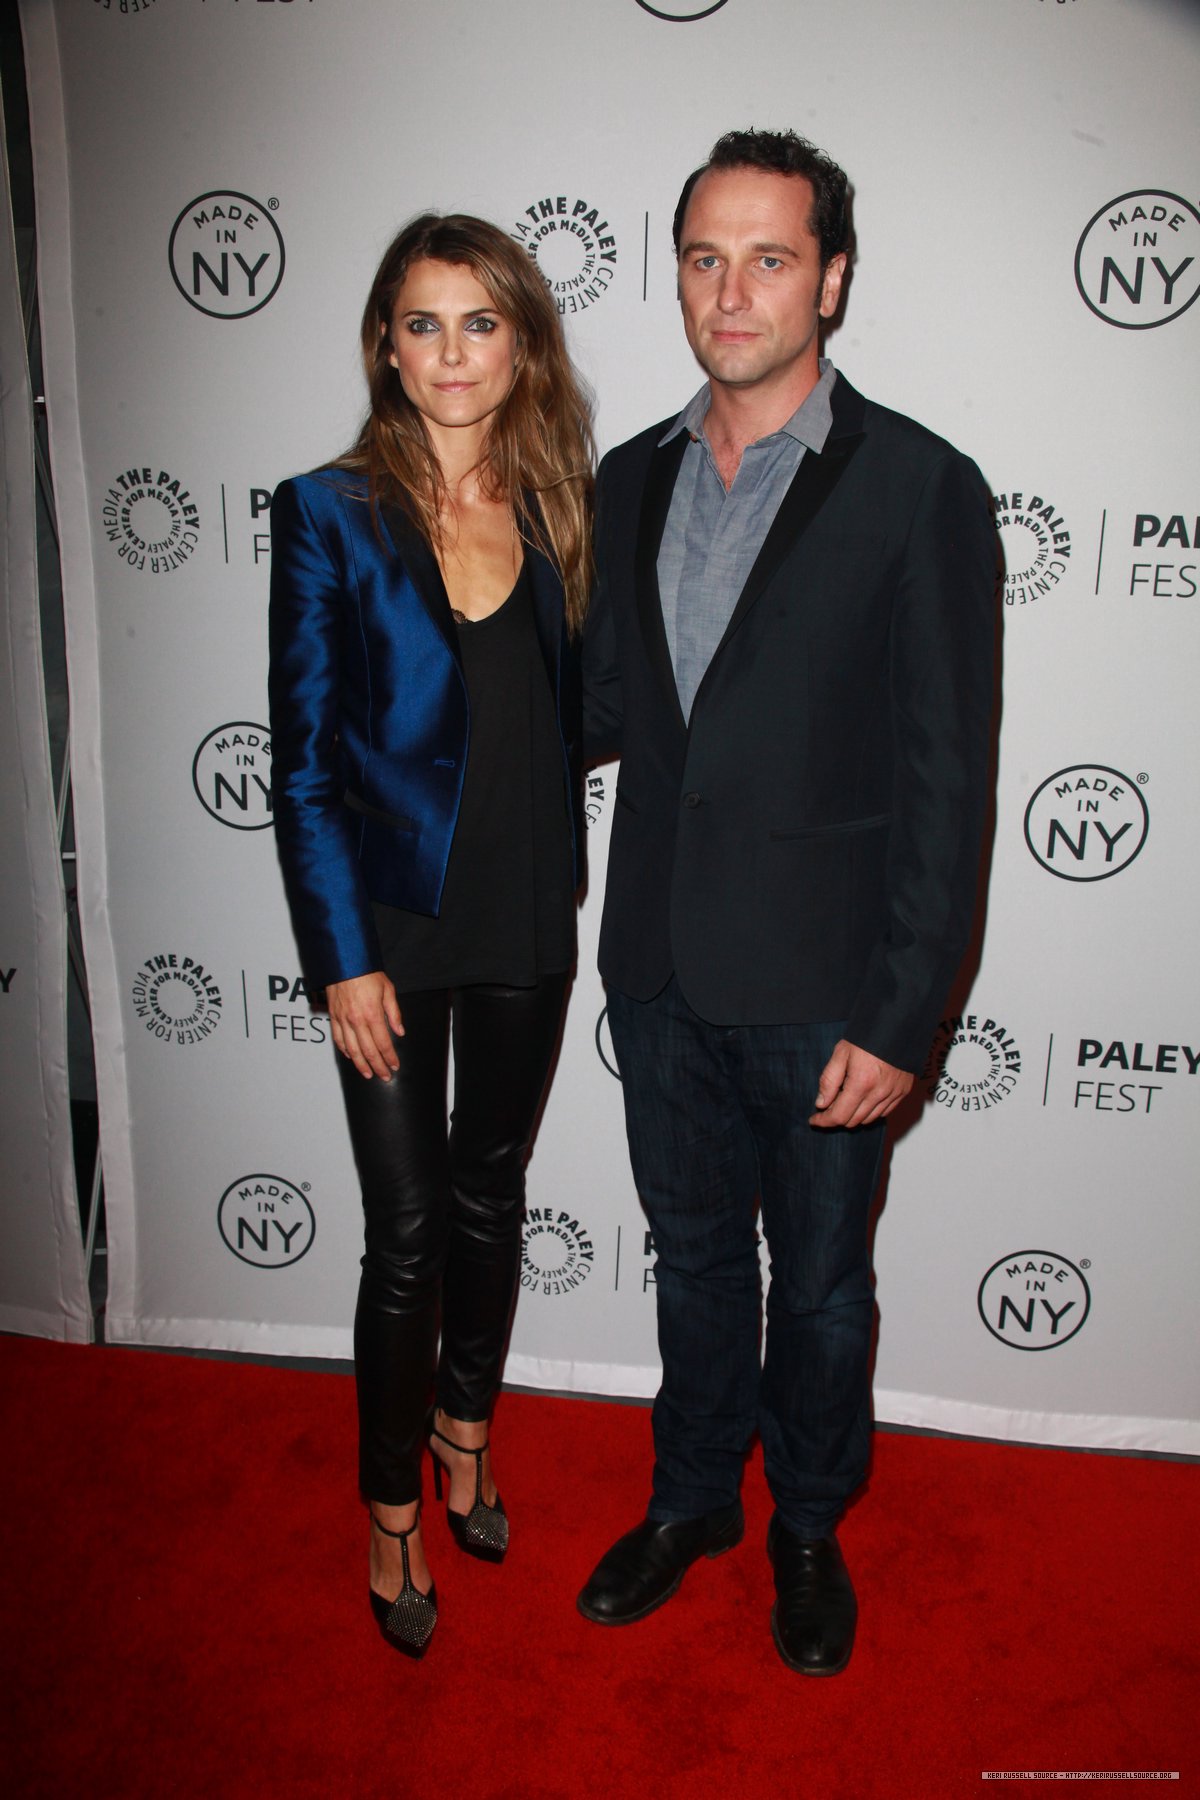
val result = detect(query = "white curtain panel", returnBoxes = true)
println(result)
[0,57,89,1343]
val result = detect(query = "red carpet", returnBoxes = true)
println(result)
[2,1338,1193,1797]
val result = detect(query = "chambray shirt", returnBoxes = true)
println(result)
[657,358,837,722]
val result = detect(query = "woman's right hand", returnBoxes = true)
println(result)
[326,972,404,1080]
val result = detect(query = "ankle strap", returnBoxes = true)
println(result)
[431,1423,489,1459]
[369,1508,420,1541]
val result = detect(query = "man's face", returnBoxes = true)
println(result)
[677,166,845,398]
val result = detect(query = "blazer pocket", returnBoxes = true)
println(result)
[769,811,891,842]
[615,787,640,815]
[343,789,417,834]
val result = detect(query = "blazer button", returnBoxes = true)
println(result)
[683,791,701,808]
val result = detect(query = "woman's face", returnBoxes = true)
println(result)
[387,258,518,441]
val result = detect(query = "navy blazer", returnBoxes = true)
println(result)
[583,374,996,1073]
[269,469,583,989]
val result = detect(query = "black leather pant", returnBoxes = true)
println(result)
[338,975,569,1505]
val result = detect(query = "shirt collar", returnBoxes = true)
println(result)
[658,357,838,454]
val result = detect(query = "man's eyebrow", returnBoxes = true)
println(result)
[679,239,799,259]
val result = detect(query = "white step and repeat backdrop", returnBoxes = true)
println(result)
[20,0,1199,1448]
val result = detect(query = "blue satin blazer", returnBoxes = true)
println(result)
[268,469,583,988]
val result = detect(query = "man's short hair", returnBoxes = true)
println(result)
[672,129,850,270]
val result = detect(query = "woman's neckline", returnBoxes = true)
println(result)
[452,555,527,628]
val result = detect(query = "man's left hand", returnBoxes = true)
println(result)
[809,1039,913,1130]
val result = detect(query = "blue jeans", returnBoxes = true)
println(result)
[607,978,884,1540]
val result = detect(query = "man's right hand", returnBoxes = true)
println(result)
[326,971,404,1080]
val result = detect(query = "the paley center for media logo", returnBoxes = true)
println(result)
[924,1013,1021,1113]
[99,466,200,575]
[129,950,222,1047]
[521,1207,595,1298]
[992,489,1072,609]
[511,194,617,316]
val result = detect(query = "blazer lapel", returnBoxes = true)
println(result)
[714,378,867,656]
[635,431,689,734]
[378,499,461,665]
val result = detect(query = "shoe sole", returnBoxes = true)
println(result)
[769,1603,854,1676]
[576,1519,744,1627]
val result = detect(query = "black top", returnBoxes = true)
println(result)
[373,560,575,990]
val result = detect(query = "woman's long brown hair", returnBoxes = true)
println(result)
[337,213,594,632]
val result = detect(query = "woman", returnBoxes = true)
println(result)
[269,214,593,1658]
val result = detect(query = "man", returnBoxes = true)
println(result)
[578,130,995,1675]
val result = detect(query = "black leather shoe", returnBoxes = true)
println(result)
[577,1502,744,1625]
[766,1514,857,1675]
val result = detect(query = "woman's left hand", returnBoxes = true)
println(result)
[326,971,405,1080]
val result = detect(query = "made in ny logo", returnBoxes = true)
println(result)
[1074,190,1200,329]
[925,1013,1021,1113]
[130,951,223,1046]
[169,191,285,320]
[520,1207,595,1298]
[992,489,1072,608]
[977,1251,1090,1351]
[511,195,617,316]
[192,722,273,830]
[1023,764,1149,881]
[99,466,199,574]
[218,1174,315,1269]
[595,1006,621,1080]
[634,0,730,17]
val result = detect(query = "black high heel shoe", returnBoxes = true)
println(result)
[429,1418,509,1562]
[368,1508,438,1658]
